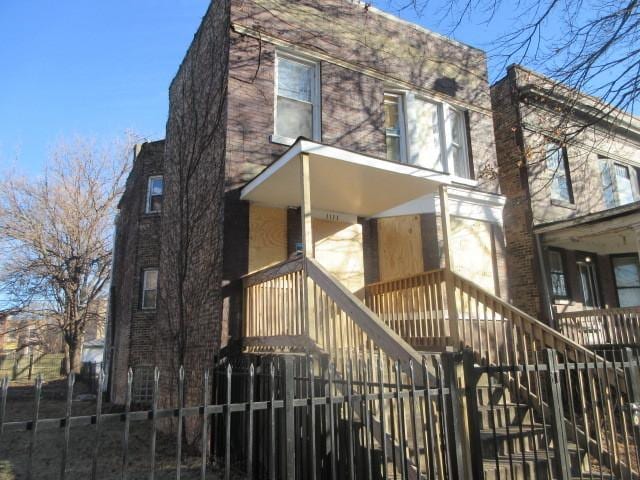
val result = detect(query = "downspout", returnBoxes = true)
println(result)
[535,232,555,328]
[103,212,120,397]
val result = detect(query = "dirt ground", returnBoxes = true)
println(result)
[0,380,230,480]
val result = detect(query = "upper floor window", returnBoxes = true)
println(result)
[408,97,472,179]
[446,107,470,178]
[545,143,573,203]
[146,176,163,213]
[141,269,158,310]
[600,157,637,208]
[274,54,320,142]
[548,249,568,299]
[384,93,406,162]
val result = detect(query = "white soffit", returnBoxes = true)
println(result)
[373,186,506,223]
[240,140,451,217]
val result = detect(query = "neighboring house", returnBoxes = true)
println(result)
[491,65,640,340]
[107,0,509,405]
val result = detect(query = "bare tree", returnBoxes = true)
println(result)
[0,135,135,373]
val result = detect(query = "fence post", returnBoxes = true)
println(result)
[543,349,571,480]
[27,353,34,380]
[623,348,640,449]
[442,351,472,480]
[283,356,296,480]
[461,349,484,479]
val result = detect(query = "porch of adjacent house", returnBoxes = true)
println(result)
[535,202,640,347]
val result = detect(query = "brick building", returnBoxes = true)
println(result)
[491,65,640,326]
[107,0,511,404]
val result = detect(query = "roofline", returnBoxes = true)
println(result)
[347,0,485,55]
[493,64,640,134]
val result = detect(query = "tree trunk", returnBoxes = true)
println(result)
[63,339,83,374]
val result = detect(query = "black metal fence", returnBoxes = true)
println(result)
[464,346,640,480]
[0,353,456,480]
[3,349,640,479]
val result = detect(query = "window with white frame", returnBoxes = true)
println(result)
[384,93,406,162]
[146,176,163,213]
[600,157,637,208]
[545,143,572,203]
[141,269,158,310]
[274,54,319,142]
[407,97,472,178]
[446,107,470,178]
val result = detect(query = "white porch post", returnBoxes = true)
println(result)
[300,153,316,339]
[439,184,460,348]
[300,152,314,259]
[635,224,640,265]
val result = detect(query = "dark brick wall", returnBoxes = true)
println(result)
[108,140,164,403]
[490,71,546,320]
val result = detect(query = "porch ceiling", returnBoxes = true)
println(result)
[240,139,451,218]
[535,204,640,255]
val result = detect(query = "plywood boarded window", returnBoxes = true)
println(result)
[248,205,287,273]
[377,215,424,281]
[313,219,364,293]
[450,217,496,294]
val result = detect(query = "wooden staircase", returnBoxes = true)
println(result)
[240,258,639,479]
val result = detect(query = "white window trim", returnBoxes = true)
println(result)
[272,51,321,146]
[406,93,473,180]
[443,104,470,178]
[600,157,639,207]
[384,91,408,163]
[146,176,163,214]
[141,269,158,310]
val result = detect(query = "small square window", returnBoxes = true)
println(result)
[141,269,158,310]
[146,176,163,213]
[133,366,155,404]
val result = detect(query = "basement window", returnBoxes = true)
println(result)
[133,366,155,404]
[274,53,320,143]
[146,176,163,213]
[141,269,158,310]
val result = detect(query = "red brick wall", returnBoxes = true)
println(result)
[108,140,164,403]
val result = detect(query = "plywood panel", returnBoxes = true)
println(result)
[377,215,424,281]
[450,216,495,293]
[313,219,365,293]
[248,205,287,273]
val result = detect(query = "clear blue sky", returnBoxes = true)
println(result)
[0,1,530,177]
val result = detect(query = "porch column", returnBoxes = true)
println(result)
[439,184,454,270]
[300,153,316,340]
[300,152,314,258]
[635,224,640,264]
[439,184,460,348]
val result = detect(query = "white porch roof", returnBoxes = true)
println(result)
[240,139,451,217]
[535,201,640,254]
